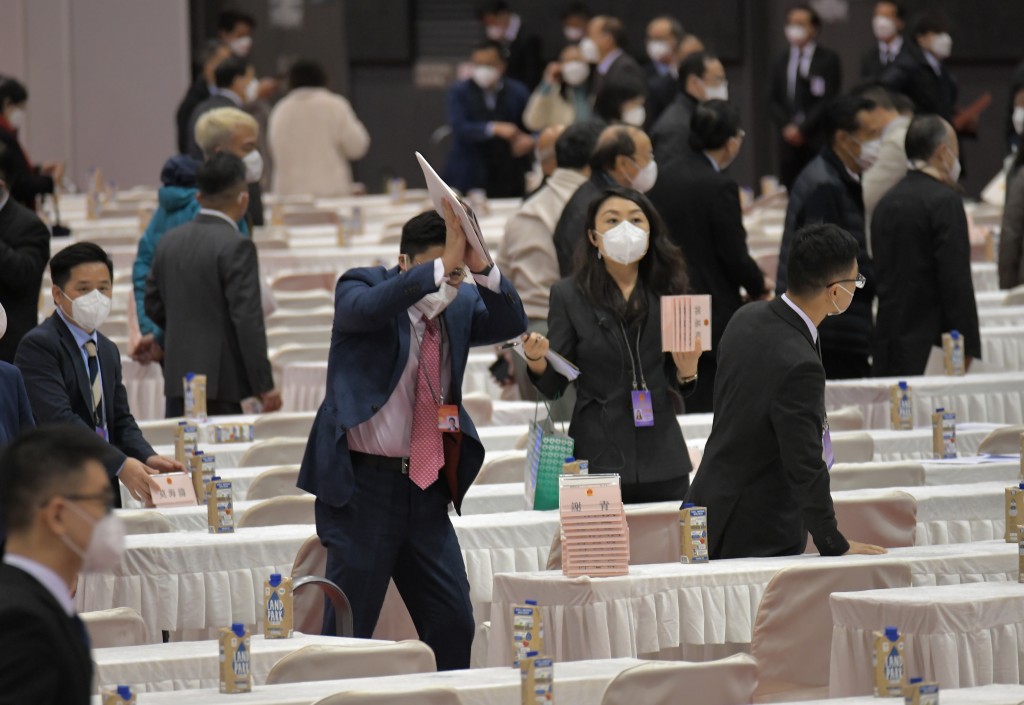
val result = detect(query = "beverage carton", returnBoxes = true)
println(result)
[942,330,965,376]
[100,686,136,705]
[1006,483,1024,542]
[183,372,207,419]
[520,652,554,705]
[873,626,906,697]
[890,382,913,431]
[264,573,294,639]
[904,678,939,705]
[680,503,709,563]
[931,409,956,459]
[189,452,216,503]
[218,623,252,693]
[174,422,198,465]
[511,600,544,668]
[207,477,234,533]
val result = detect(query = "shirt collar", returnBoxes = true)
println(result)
[781,293,818,343]
[198,208,241,231]
[597,48,624,76]
[880,35,903,54]
[923,49,942,74]
[55,304,99,347]
[503,13,521,42]
[791,40,817,58]
[4,553,77,616]
[704,152,721,172]
[212,87,243,107]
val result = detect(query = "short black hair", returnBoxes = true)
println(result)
[400,211,447,257]
[217,9,256,34]
[650,16,685,42]
[50,242,114,289]
[1,425,115,533]
[288,59,327,89]
[853,84,896,111]
[826,94,877,144]
[904,114,950,162]
[600,17,628,49]
[555,121,604,170]
[876,0,906,21]
[214,55,251,89]
[909,11,949,39]
[593,78,646,123]
[678,51,714,92]
[197,152,246,201]
[560,2,591,21]
[689,100,742,151]
[472,40,507,62]
[0,77,28,109]
[589,126,638,173]
[787,3,822,28]
[787,223,860,297]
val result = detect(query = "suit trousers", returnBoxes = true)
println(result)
[314,454,475,671]
[164,397,243,418]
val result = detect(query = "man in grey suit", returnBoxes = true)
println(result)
[145,153,281,417]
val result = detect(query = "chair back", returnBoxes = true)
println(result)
[831,432,875,463]
[292,534,329,635]
[461,392,493,426]
[271,344,331,370]
[270,270,338,292]
[266,326,332,351]
[265,640,436,685]
[977,425,1024,455]
[254,412,317,440]
[80,607,149,647]
[829,462,925,492]
[137,418,186,446]
[601,654,759,705]
[828,405,865,431]
[245,465,303,501]
[474,450,527,485]
[311,687,461,705]
[267,309,335,329]
[279,208,341,226]
[239,438,309,467]
[237,494,315,527]
[751,561,912,700]
[274,290,335,311]
[809,491,917,552]
[119,510,173,535]
[1004,284,1024,305]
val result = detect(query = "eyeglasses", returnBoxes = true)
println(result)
[60,491,116,514]
[825,273,866,290]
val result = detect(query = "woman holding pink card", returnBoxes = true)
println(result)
[523,188,703,503]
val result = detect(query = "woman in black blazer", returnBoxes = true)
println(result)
[525,187,702,503]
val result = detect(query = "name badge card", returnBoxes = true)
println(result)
[631,390,655,427]
[438,405,460,432]
[661,295,712,353]
[149,472,199,508]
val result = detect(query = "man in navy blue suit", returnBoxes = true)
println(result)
[0,302,33,450]
[298,201,527,670]
[442,40,534,198]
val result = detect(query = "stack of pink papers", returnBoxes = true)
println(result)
[661,295,712,353]
[558,474,630,577]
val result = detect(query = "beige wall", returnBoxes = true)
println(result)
[0,0,189,189]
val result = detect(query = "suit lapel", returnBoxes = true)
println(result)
[52,314,94,420]
[385,267,413,396]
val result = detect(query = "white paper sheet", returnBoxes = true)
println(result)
[415,151,493,267]
[506,338,581,381]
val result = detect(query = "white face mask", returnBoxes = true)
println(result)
[785,24,809,46]
[622,105,646,127]
[243,77,260,103]
[564,26,585,43]
[646,39,672,63]
[948,156,962,184]
[7,107,25,130]
[628,158,658,193]
[243,150,263,183]
[852,137,882,171]
[598,221,650,265]
[61,501,126,573]
[414,282,460,320]
[484,24,505,41]
[872,15,897,41]
[64,288,112,332]
[472,65,500,90]
[1013,106,1024,136]
[703,82,729,102]
[0,301,6,340]
[930,33,952,60]
[561,60,590,86]
[229,36,253,57]
[827,284,854,317]
[579,37,601,64]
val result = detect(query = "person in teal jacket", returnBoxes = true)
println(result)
[131,154,249,363]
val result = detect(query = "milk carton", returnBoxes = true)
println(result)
[264,573,294,639]
[183,372,207,419]
[1006,483,1024,542]
[218,623,252,693]
[942,330,966,376]
[561,458,588,476]
[890,382,913,430]
[930,409,956,459]
[904,678,939,705]
[212,423,255,443]
[174,422,199,465]
[873,626,907,697]
[680,503,709,563]
[207,477,234,533]
[189,452,216,503]
[100,685,136,705]
[512,600,544,668]
[520,652,554,705]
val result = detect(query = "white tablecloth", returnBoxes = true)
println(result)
[88,658,644,705]
[979,307,1024,327]
[980,326,1024,371]
[93,634,385,692]
[829,583,1024,696]
[921,459,1022,486]
[973,262,999,292]
[770,684,1024,705]
[122,357,166,422]
[487,542,1019,666]
[825,373,1024,429]
[151,441,253,468]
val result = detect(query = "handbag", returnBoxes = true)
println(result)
[524,400,573,511]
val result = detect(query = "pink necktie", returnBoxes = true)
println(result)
[409,317,444,489]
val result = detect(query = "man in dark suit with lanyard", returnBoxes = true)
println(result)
[686,223,886,559]
[298,202,527,670]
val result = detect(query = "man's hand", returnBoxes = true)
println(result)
[120,458,160,502]
[261,389,283,412]
[511,133,535,158]
[491,122,519,140]
[782,124,804,147]
[440,199,467,275]
[146,455,184,473]
[844,541,887,556]
[131,334,163,364]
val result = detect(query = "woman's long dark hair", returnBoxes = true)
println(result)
[573,186,689,322]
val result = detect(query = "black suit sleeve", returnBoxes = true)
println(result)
[801,51,842,138]
[221,237,275,395]
[0,608,66,702]
[768,56,791,128]
[711,180,767,298]
[530,284,576,400]
[931,195,982,359]
[769,359,849,556]
[106,346,156,462]
[0,213,49,289]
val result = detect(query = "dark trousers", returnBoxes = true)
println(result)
[164,397,243,418]
[314,455,475,671]
[821,350,871,380]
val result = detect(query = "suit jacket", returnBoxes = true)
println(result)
[145,214,274,402]
[860,41,906,83]
[176,75,211,155]
[14,314,155,480]
[552,171,618,277]
[596,52,646,95]
[999,166,1024,289]
[504,32,544,90]
[0,126,54,210]
[0,361,33,447]
[531,278,694,489]
[442,78,532,198]
[880,43,957,121]
[871,170,981,376]
[648,149,766,348]
[768,44,842,145]
[297,262,528,512]
[685,297,850,558]
[650,93,698,166]
[0,563,92,704]
[0,197,50,362]
[645,68,677,129]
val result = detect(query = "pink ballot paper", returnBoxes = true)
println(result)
[415,151,493,268]
[661,295,712,353]
[558,474,630,577]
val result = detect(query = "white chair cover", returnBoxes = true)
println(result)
[253,412,317,440]
[312,687,461,705]
[828,405,865,431]
[118,510,172,535]
[237,495,315,528]
[266,327,332,350]
[80,607,150,647]
[271,344,331,370]
[808,491,917,552]
[270,270,338,292]
[601,654,759,705]
[265,640,436,685]
[831,432,875,463]
[239,438,309,467]
[462,392,493,426]
[245,465,303,501]
[977,425,1024,455]
[474,450,527,485]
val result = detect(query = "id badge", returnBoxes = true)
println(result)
[822,417,835,470]
[631,390,655,427]
[438,405,460,433]
[96,426,109,442]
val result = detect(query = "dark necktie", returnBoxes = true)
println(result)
[83,340,104,429]
[71,613,91,649]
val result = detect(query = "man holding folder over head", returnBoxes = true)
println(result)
[298,200,527,670]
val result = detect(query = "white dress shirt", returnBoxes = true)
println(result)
[923,49,942,76]
[346,261,502,458]
[878,36,903,65]
[787,41,817,102]
[4,553,76,616]
[781,293,818,344]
